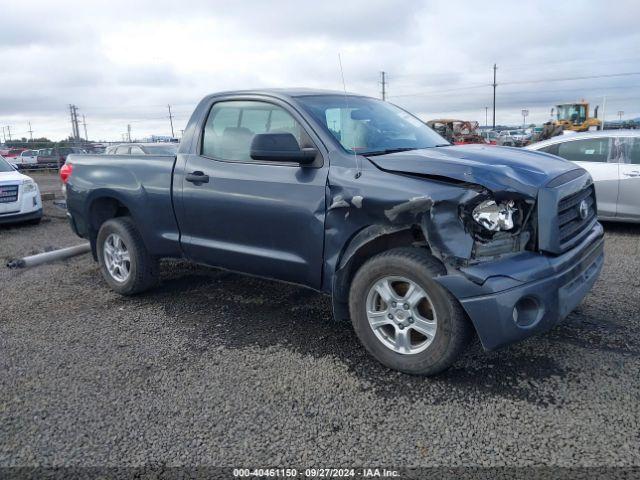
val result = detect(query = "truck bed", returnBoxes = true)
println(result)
[65,153,182,258]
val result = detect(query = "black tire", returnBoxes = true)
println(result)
[96,216,158,295]
[349,247,472,375]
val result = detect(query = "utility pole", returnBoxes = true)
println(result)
[6,125,11,141]
[127,124,131,142]
[168,104,175,138]
[82,115,88,141]
[69,104,81,142]
[28,122,33,141]
[74,106,80,141]
[618,110,624,122]
[380,71,387,101]
[1,126,6,143]
[485,107,488,127]
[601,96,607,130]
[492,63,497,130]
[69,105,74,140]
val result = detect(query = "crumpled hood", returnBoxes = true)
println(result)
[366,144,581,197]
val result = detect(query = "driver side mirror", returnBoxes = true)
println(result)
[250,133,317,165]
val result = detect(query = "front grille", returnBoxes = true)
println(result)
[557,184,596,247]
[0,184,19,204]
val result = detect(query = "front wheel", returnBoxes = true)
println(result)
[96,217,158,295]
[349,248,472,375]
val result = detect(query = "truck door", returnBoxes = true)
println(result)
[175,98,328,289]
[617,137,640,221]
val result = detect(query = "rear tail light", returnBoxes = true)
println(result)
[60,163,73,184]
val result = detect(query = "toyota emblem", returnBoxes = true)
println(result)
[578,199,589,220]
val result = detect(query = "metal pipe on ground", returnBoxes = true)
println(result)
[7,243,91,269]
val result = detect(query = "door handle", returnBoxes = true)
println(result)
[622,170,640,177]
[185,171,210,184]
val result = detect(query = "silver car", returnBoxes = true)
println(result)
[105,143,178,155]
[526,130,640,222]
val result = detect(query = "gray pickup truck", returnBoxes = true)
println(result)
[63,89,604,375]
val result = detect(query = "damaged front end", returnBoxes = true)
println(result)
[325,158,541,324]
[323,139,603,353]
[418,185,537,269]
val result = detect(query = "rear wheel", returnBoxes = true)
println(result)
[349,248,472,375]
[96,217,158,295]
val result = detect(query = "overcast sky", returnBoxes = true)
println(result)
[1,0,639,141]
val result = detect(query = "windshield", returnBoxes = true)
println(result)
[0,156,15,172]
[144,144,178,155]
[297,95,448,155]
[557,104,587,124]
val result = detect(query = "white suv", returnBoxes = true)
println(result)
[0,155,43,225]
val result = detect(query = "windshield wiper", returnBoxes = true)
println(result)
[363,147,419,156]
[434,144,450,147]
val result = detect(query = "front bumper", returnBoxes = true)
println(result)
[0,208,43,225]
[435,223,604,350]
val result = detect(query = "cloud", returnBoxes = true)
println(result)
[1,0,639,140]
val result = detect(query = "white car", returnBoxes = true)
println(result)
[498,130,527,146]
[13,149,38,167]
[526,130,640,222]
[0,155,43,225]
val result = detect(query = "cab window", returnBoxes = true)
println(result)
[202,100,307,162]
[555,138,610,163]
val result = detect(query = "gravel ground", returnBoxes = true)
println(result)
[1,196,639,468]
[22,170,63,196]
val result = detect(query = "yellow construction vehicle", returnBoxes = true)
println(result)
[533,101,602,142]
[553,101,601,132]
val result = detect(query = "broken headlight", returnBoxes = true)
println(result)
[472,199,517,232]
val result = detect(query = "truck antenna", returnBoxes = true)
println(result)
[338,53,361,179]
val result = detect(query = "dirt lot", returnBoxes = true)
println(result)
[1,190,639,467]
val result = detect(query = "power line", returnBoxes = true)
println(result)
[388,70,640,101]
[388,83,490,98]
[500,71,640,86]
[499,54,640,71]
[387,54,640,82]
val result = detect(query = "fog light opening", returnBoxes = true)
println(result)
[512,296,543,328]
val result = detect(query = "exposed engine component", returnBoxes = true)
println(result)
[472,199,517,232]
